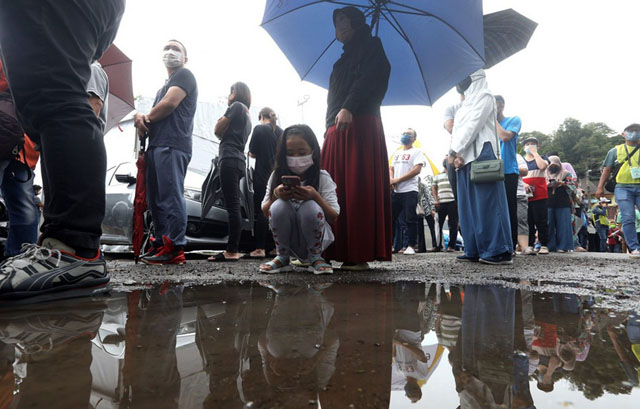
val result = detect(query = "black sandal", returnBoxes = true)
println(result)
[208,252,240,262]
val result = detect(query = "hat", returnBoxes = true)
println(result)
[521,136,539,146]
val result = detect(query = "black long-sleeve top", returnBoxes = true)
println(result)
[325,27,391,129]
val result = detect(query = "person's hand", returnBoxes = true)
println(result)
[595,187,604,198]
[292,185,319,201]
[390,178,397,186]
[524,183,532,193]
[134,113,150,134]
[335,108,353,132]
[528,145,539,155]
[453,156,465,168]
[274,184,294,201]
[447,155,455,166]
[434,200,440,210]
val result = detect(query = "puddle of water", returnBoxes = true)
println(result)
[0,282,638,408]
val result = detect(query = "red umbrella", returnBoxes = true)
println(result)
[132,134,147,263]
[98,44,135,132]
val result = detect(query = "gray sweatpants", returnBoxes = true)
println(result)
[270,199,326,260]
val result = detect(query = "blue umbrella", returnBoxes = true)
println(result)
[261,0,485,106]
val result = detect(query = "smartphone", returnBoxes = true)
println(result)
[281,175,301,187]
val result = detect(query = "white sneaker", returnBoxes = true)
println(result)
[523,247,537,256]
[631,250,640,259]
[538,246,549,255]
[403,246,416,255]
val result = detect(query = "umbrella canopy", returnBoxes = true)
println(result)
[98,44,135,132]
[483,9,538,69]
[132,135,147,263]
[261,0,485,106]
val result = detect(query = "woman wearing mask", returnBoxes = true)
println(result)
[209,82,252,262]
[545,155,575,253]
[260,125,339,274]
[448,70,513,265]
[322,6,392,270]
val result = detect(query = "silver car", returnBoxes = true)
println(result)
[101,129,254,252]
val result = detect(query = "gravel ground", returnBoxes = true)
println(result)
[108,252,639,310]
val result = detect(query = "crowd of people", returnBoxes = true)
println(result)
[0,2,638,304]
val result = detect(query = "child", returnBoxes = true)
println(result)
[259,125,339,274]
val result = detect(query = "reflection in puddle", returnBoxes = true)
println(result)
[0,282,638,408]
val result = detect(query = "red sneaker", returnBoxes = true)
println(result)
[142,236,186,265]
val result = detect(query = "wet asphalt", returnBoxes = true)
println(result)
[108,252,640,310]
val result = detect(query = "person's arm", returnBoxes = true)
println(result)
[391,164,423,185]
[432,181,440,208]
[519,165,529,177]
[527,146,548,171]
[134,86,187,134]
[88,93,103,117]
[389,165,395,182]
[336,38,390,130]
[291,185,339,223]
[444,119,454,134]
[449,94,494,162]
[596,167,613,198]
[496,121,516,142]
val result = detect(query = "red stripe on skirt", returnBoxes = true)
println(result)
[322,115,392,262]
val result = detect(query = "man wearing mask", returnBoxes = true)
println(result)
[247,107,282,259]
[134,40,198,265]
[0,0,125,303]
[495,95,522,253]
[390,129,426,255]
[596,123,640,258]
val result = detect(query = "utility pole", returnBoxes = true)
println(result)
[297,95,310,123]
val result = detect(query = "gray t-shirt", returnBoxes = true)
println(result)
[87,62,109,133]
[148,67,198,154]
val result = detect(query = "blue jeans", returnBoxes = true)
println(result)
[596,224,609,252]
[615,185,640,251]
[0,160,38,256]
[457,142,513,259]
[548,207,574,252]
[146,147,191,247]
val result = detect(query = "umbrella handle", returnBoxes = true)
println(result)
[139,132,148,152]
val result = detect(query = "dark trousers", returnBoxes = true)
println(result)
[146,147,191,247]
[220,160,244,253]
[0,0,125,249]
[527,199,549,247]
[504,173,519,250]
[417,216,426,252]
[392,191,418,248]
[438,201,459,249]
[596,224,609,253]
[252,184,273,250]
[425,213,437,249]
[577,226,588,249]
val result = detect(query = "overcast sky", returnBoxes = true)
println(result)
[112,0,640,166]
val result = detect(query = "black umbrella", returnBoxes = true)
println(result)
[483,9,538,69]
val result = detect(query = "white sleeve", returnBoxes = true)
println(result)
[443,102,460,122]
[415,149,427,168]
[261,172,275,208]
[450,94,494,154]
[319,171,340,215]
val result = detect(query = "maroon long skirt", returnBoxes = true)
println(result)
[322,115,392,263]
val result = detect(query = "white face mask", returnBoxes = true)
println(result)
[162,49,184,68]
[287,154,314,175]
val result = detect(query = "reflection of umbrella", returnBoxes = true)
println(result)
[483,9,538,69]
[261,0,485,106]
[132,135,147,263]
[98,44,135,132]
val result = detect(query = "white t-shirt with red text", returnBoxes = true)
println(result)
[391,147,427,193]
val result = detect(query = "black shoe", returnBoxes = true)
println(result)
[456,255,479,262]
[480,252,513,265]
